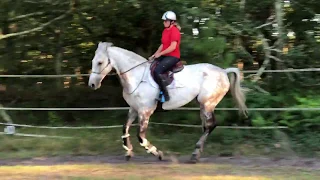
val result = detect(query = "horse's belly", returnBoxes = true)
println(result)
[163,81,200,109]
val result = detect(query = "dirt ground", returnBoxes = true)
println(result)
[1,154,319,169]
[1,155,319,180]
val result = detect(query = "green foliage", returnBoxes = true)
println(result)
[278,95,320,131]
[48,112,63,126]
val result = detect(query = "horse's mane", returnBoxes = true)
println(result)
[98,41,148,64]
[112,46,148,63]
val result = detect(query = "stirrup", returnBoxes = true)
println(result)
[156,91,166,103]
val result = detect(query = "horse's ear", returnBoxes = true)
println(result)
[105,42,113,47]
[98,42,113,50]
[98,42,104,48]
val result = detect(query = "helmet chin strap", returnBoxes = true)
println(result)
[165,20,174,28]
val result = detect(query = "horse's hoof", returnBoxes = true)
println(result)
[125,155,131,161]
[158,151,164,161]
[125,151,133,161]
[189,153,199,164]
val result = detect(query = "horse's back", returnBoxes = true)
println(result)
[168,63,227,89]
[178,63,226,76]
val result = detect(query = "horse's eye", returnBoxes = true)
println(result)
[98,62,102,65]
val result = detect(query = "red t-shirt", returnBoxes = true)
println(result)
[161,25,181,58]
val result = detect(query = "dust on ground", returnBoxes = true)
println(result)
[1,154,319,170]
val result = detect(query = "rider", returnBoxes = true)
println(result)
[149,10,181,102]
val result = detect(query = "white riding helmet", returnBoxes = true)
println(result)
[162,11,177,21]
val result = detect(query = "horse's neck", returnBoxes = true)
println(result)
[109,47,148,94]
[109,47,147,74]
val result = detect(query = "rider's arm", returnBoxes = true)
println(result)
[159,41,177,56]
[149,44,163,60]
[155,44,163,54]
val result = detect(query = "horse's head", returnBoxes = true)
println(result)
[88,42,113,90]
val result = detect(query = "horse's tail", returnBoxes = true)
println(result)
[225,68,248,117]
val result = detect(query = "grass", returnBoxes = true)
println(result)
[0,126,319,180]
[0,126,302,160]
[0,163,319,180]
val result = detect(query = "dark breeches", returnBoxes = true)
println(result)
[154,56,179,83]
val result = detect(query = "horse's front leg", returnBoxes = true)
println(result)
[137,109,163,160]
[122,108,137,161]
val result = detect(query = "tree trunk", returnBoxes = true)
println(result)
[274,0,284,69]
[271,0,285,92]
[55,29,63,88]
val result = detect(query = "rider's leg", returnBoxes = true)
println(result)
[153,56,164,85]
[154,56,179,101]
[155,56,180,73]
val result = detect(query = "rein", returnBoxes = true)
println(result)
[119,60,149,75]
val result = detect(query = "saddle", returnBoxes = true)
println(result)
[150,60,184,86]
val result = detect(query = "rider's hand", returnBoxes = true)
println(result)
[148,55,155,60]
[154,52,162,58]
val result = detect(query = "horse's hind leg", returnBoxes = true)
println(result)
[122,108,137,161]
[190,90,228,163]
[190,104,217,163]
[137,109,164,160]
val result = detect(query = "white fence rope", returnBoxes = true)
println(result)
[0,74,90,78]
[0,107,320,111]
[0,68,320,78]
[0,107,129,111]
[0,122,288,130]
[242,68,320,73]
[149,122,288,129]
[0,122,128,129]
[0,121,288,139]
[0,132,73,139]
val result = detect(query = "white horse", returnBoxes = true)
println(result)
[88,42,248,163]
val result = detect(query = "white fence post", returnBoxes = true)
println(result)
[4,125,15,135]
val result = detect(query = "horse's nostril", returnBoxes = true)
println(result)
[91,84,95,88]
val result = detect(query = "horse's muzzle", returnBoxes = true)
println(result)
[89,83,95,89]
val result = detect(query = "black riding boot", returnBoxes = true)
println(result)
[158,74,170,101]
